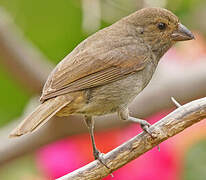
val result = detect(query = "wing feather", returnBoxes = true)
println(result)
[40,33,150,102]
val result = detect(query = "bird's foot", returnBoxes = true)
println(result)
[94,149,110,169]
[127,117,160,151]
[94,149,114,177]
[128,117,156,138]
[139,120,160,151]
[139,120,154,138]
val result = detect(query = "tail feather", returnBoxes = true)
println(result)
[9,95,72,137]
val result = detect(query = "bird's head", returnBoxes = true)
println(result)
[125,7,194,58]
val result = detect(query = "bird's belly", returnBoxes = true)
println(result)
[77,62,156,116]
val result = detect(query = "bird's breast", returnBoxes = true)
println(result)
[77,60,157,116]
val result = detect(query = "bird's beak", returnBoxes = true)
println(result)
[171,23,194,41]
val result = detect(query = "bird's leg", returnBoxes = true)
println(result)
[118,108,154,137]
[118,108,160,151]
[84,116,110,169]
[171,97,182,108]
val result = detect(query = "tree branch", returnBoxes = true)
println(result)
[57,97,206,180]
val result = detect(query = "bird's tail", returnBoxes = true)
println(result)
[9,95,72,137]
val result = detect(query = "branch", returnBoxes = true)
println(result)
[57,97,206,180]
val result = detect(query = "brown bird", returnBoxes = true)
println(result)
[10,7,194,166]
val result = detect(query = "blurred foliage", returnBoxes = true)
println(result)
[0,155,38,180]
[167,0,202,16]
[166,0,203,28]
[0,0,84,62]
[0,0,85,126]
[0,60,29,126]
[183,140,206,180]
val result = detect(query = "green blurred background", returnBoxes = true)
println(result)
[0,0,206,179]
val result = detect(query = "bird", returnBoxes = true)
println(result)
[10,7,194,167]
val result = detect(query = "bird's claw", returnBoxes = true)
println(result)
[94,149,114,177]
[140,120,160,151]
[94,149,110,169]
[140,120,155,138]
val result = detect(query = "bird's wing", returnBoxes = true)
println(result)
[40,36,150,102]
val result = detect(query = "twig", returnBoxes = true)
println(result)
[171,96,182,108]
[57,97,206,180]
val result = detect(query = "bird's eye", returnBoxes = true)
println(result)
[157,22,167,30]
